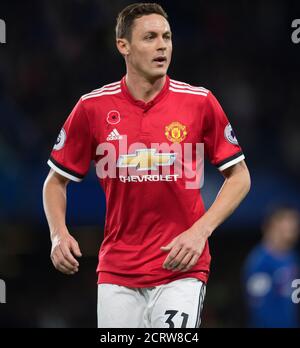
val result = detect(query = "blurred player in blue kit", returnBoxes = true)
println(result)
[243,207,300,328]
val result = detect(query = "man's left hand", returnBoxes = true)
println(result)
[160,224,209,272]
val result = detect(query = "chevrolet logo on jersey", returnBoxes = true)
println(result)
[117,149,176,171]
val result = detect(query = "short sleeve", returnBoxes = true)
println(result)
[203,92,245,171]
[47,98,93,182]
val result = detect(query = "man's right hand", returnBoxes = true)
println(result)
[50,232,82,275]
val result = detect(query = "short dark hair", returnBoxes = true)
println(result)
[263,205,300,230]
[116,3,168,41]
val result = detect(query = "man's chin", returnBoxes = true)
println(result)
[148,69,168,80]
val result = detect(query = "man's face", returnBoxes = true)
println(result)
[267,212,300,251]
[126,14,172,80]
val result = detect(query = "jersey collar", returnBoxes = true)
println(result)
[121,75,170,110]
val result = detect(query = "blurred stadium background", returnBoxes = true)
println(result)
[0,0,300,327]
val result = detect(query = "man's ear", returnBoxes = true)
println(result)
[116,38,130,57]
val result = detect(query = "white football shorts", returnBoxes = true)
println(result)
[97,277,206,328]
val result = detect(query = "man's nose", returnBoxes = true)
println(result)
[157,36,167,50]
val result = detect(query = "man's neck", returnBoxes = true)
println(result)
[263,238,289,255]
[125,71,166,103]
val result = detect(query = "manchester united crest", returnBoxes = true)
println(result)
[165,121,188,143]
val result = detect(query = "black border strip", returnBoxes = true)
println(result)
[216,151,244,169]
[49,156,84,179]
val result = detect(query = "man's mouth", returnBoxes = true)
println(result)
[153,56,167,63]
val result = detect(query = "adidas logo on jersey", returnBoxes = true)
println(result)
[106,128,123,141]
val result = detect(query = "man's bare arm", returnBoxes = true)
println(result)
[196,160,251,234]
[43,169,82,275]
[161,160,251,271]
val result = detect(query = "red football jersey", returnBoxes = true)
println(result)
[48,76,244,287]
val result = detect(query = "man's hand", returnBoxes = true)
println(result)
[51,232,82,275]
[160,224,209,272]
